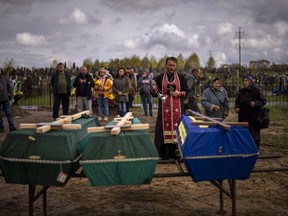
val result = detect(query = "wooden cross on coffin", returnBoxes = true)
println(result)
[186,109,248,130]
[19,110,91,133]
[87,112,149,135]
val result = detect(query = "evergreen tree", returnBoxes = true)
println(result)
[185,53,201,70]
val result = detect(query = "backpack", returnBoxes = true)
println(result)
[257,108,270,129]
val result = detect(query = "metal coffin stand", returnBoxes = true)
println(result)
[174,111,258,215]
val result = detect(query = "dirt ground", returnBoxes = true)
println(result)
[0,105,287,216]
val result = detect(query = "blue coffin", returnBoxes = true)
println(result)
[176,115,258,182]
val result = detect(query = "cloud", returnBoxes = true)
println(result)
[0,0,287,67]
[16,32,48,46]
[246,35,278,49]
[187,34,200,48]
[242,0,288,24]
[214,52,227,66]
[100,0,179,12]
[217,23,234,36]
[122,24,189,51]
[123,39,139,49]
[274,21,288,36]
[156,24,185,38]
[59,8,88,25]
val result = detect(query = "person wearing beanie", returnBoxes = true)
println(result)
[235,75,266,149]
[201,77,229,119]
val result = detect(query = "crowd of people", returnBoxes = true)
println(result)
[0,58,268,159]
[48,59,266,160]
[149,57,266,160]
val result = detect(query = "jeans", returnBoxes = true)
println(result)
[97,94,109,117]
[77,96,92,115]
[0,101,15,130]
[128,93,134,109]
[53,94,69,119]
[140,93,153,116]
[118,101,127,117]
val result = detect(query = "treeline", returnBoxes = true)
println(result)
[2,53,287,78]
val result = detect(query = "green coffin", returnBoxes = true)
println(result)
[79,118,159,186]
[0,117,99,187]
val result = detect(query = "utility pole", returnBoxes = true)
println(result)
[209,49,212,58]
[235,27,245,93]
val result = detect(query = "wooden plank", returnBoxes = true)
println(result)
[19,123,38,129]
[56,117,72,124]
[114,117,134,123]
[191,122,248,127]
[61,124,81,130]
[20,123,81,132]
[87,123,149,133]
[111,112,133,135]
[195,117,223,121]
[36,123,81,133]
[36,119,66,133]
[186,109,231,130]
[104,121,132,129]
[20,121,65,130]
[36,125,51,133]
[20,111,88,133]
[60,110,90,121]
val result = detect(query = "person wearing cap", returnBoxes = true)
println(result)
[94,68,112,121]
[201,77,229,119]
[235,75,266,149]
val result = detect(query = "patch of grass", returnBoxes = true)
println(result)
[266,106,288,122]
[224,106,288,153]
[262,134,288,153]
[261,106,288,153]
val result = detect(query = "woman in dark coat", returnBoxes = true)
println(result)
[235,75,266,149]
[112,68,131,117]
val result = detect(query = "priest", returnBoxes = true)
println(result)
[151,56,190,160]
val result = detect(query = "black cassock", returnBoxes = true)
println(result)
[152,72,189,160]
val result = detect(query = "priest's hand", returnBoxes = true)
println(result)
[170,90,181,97]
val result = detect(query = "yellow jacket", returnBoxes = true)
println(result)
[94,76,112,98]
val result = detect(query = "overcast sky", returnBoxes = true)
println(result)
[0,0,287,68]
